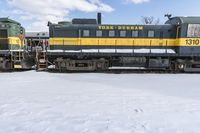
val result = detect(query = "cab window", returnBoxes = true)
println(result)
[187,24,200,37]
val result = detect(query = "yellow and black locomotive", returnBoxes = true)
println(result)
[45,13,200,72]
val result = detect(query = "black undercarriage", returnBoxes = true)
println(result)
[34,51,200,73]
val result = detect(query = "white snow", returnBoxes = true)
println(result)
[47,49,176,54]
[134,49,175,54]
[0,71,200,133]
[109,67,146,69]
[10,49,24,52]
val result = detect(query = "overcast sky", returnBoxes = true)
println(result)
[1,0,200,31]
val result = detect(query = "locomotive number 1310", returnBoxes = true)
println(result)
[186,39,200,45]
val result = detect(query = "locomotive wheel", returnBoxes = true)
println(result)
[0,59,13,71]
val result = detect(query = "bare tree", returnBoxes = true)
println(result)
[141,16,160,25]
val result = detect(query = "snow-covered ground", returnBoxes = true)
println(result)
[0,71,200,133]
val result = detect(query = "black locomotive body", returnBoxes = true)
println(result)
[40,14,200,72]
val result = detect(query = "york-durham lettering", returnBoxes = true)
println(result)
[98,25,144,30]
[98,26,114,30]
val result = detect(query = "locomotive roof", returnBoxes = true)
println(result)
[51,23,175,30]
[0,18,21,25]
[165,17,200,25]
[51,16,200,27]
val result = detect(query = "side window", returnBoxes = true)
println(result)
[0,29,8,38]
[0,24,6,28]
[96,30,102,37]
[120,31,126,37]
[132,31,139,37]
[83,30,90,37]
[148,30,155,38]
[109,30,115,37]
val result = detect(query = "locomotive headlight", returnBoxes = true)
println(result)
[20,27,23,34]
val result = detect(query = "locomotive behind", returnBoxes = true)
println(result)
[0,18,34,70]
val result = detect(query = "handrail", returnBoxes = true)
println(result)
[132,40,135,53]
[150,40,152,53]
[165,40,168,53]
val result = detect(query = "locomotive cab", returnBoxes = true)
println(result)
[166,17,200,56]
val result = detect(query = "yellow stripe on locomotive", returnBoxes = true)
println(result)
[0,37,24,49]
[49,38,179,47]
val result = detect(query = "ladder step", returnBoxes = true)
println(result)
[36,52,47,71]
[14,65,22,69]
[38,63,47,65]
[39,59,46,63]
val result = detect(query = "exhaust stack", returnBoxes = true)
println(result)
[97,13,102,24]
